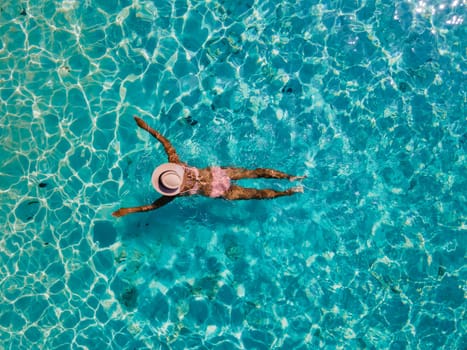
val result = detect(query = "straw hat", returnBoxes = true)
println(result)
[151,163,185,196]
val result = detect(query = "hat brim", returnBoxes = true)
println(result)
[151,163,184,196]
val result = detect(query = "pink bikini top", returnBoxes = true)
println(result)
[186,167,200,195]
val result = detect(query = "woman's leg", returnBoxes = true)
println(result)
[223,185,303,200]
[222,167,301,180]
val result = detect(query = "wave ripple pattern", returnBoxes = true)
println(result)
[0,0,465,349]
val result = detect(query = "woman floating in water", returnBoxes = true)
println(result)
[112,116,305,217]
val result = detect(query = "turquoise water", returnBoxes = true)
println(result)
[0,0,465,348]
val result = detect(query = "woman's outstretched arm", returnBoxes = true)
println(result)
[134,116,181,163]
[112,196,176,217]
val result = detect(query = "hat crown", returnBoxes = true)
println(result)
[161,171,181,189]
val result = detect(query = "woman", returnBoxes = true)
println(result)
[112,116,305,217]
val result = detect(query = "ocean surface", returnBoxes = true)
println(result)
[0,0,465,348]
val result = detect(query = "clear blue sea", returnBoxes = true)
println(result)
[0,0,465,348]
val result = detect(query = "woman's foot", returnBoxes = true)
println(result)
[290,186,304,193]
[290,175,307,181]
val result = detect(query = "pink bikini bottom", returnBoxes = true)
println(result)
[210,167,231,197]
